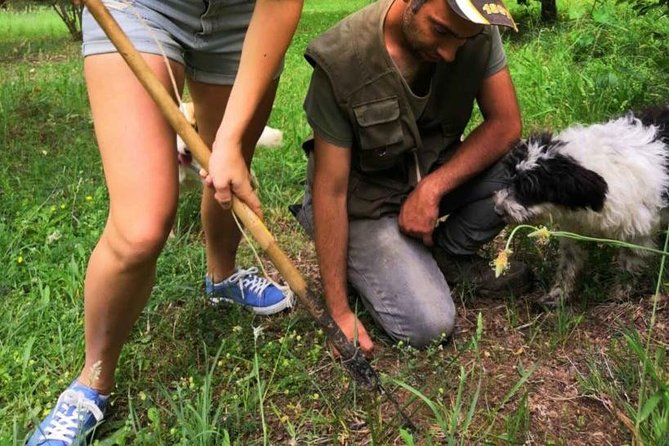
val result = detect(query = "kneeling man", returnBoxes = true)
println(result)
[295,0,532,353]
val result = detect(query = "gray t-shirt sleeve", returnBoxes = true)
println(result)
[303,67,354,148]
[483,26,508,78]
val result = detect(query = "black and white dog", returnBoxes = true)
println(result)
[494,106,669,306]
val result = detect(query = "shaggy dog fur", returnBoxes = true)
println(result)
[493,105,669,306]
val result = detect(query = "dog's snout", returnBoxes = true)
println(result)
[492,188,524,223]
[493,190,508,215]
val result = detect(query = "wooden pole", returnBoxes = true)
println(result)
[82,0,379,389]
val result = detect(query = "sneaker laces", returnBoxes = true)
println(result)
[227,267,272,298]
[38,389,104,442]
[225,212,294,309]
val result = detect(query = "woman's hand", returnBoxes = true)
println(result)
[201,144,263,219]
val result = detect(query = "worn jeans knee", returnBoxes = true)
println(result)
[348,216,456,349]
[393,295,456,349]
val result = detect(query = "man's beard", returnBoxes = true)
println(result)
[400,9,431,61]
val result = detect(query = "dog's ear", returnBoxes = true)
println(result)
[551,157,608,211]
[507,132,608,212]
[637,105,669,145]
[514,153,608,212]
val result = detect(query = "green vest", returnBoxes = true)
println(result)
[305,0,492,219]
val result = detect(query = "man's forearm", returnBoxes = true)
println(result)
[425,66,522,199]
[312,189,351,319]
[425,118,520,198]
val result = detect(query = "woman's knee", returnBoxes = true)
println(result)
[105,212,176,267]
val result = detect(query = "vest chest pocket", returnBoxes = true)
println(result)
[353,96,406,172]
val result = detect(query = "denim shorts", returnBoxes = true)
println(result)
[82,0,281,85]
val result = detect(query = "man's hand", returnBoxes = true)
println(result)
[331,311,374,358]
[201,145,263,219]
[398,178,441,246]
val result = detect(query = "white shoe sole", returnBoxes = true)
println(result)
[209,289,295,316]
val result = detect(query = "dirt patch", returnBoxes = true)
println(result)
[265,223,666,443]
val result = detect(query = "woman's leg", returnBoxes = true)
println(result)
[187,78,278,282]
[79,53,185,393]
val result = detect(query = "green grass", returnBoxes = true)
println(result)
[1,0,669,444]
[0,8,66,37]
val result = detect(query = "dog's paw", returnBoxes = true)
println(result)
[534,286,569,309]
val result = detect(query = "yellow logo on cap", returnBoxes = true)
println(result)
[482,3,513,19]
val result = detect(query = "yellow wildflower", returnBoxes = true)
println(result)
[528,226,551,246]
[492,249,512,278]
[85,195,93,202]
[16,256,24,264]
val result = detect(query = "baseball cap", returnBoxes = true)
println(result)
[447,0,518,31]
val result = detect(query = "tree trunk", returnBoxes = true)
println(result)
[541,0,558,22]
[52,2,83,41]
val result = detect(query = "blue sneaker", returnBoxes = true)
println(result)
[26,380,108,446]
[205,267,295,316]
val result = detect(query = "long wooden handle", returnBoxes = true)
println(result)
[83,0,378,388]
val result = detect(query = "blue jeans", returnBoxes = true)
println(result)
[296,156,510,348]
